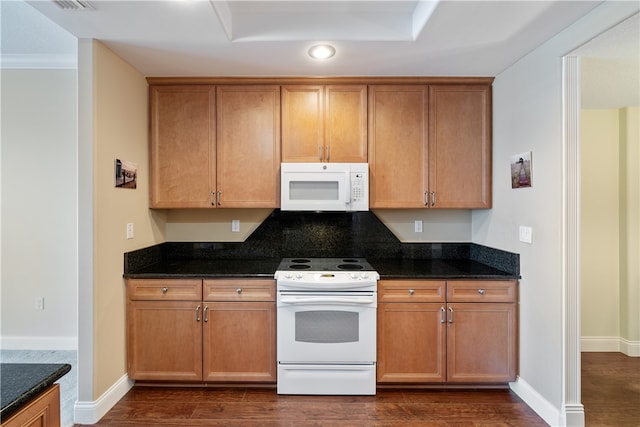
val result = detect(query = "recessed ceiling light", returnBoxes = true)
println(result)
[308,45,336,60]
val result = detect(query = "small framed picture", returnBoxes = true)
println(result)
[115,159,137,189]
[511,152,532,189]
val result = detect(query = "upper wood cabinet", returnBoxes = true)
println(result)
[150,85,215,208]
[281,85,367,162]
[368,84,492,209]
[216,85,281,208]
[149,85,280,208]
[428,85,492,208]
[368,85,428,208]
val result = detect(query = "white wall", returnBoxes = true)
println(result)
[1,68,78,350]
[472,2,639,425]
[580,109,621,347]
[75,39,165,424]
[580,107,639,355]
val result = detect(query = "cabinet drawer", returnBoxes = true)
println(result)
[127,279,202,301]
[446,280,517,303]
[378,280,446,303]
[204,279,276,302]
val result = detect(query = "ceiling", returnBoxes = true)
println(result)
[1,0,638,108]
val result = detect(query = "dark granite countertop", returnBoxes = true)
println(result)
[125,258,281,278]
[368,258,517,279]
[123,211,520,281]
[124,257,517,280]
[1,363,71,422]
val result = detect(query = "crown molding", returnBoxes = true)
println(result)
[1,54,77,69]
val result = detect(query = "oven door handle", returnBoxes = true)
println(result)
[279,297,375,305]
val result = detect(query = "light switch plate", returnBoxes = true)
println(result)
[126,223,134,239]
[519,226,532,244]
[231,220,240,233]
[414,220,423,233]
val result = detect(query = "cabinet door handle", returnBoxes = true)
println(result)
[203,305,208,322]
[211,191,216,206]
[318,146,323,161]
[478,288,486,295]
[217,191,222,206]
[326,146,330,161]
[423,192,429,206]
[431,192,436,207]
[195,305,201,322]
[161,287,168,294]
[440,306,446,323]
[448,306,454,323]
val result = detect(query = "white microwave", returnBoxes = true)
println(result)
[280,163,369,212]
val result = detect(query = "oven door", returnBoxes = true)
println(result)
[277,292,376,363]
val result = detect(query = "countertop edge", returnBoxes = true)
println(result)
[0,363,71,422]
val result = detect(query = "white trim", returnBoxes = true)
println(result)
[621,339,640,357]
[0,336,78,350]
[561,54,585,427]
[582,336,640,356]
[510,377,561,427]
[73,375,134,425]
[1,54,77,69]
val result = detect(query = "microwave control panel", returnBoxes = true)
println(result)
[351,172,367,204]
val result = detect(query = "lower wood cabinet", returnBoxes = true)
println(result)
[126,278,276,383]
[202,280,276,382]
[377,279,517,385]
[1,384,60,427]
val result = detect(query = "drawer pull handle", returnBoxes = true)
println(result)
[203,305,208,322]
[195,305,201,322]
[478,289,486,295]
[236,288,242,294]
[448,306,454,323]
[408,289,415,295]
[440,306,446,323]
[161,287,168,294]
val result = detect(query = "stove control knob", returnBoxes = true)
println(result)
[285,272,293,279]
[295,273,303,279]
[350,273,359,280]
[361,272,369,279]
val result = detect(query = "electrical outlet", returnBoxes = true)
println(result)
[35,297,45,310]
[414,220,423,233]
[126,223,134,239]
[231,220,240,233]
[519,226,533,244]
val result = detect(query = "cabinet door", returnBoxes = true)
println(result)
[127,301,203,381]
[281,86,324,162]
[446,302,517,383]
[377,302,446,383]
[428,85,492,208]
[1,384,60,427]
[325,85,367,162]
[368,85,428,207]
[216,85,281,207]
[202,302,276,382]
[149,85,216,208]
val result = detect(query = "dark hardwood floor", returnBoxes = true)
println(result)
[77,352,639,426]
[582,352,640,426]
[79,387,547,426]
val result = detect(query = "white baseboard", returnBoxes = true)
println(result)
[581,336,640,356]
[0,336,78,350]
[510,377,563,427]
[620,338,640,356]
[74,374,134,425]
